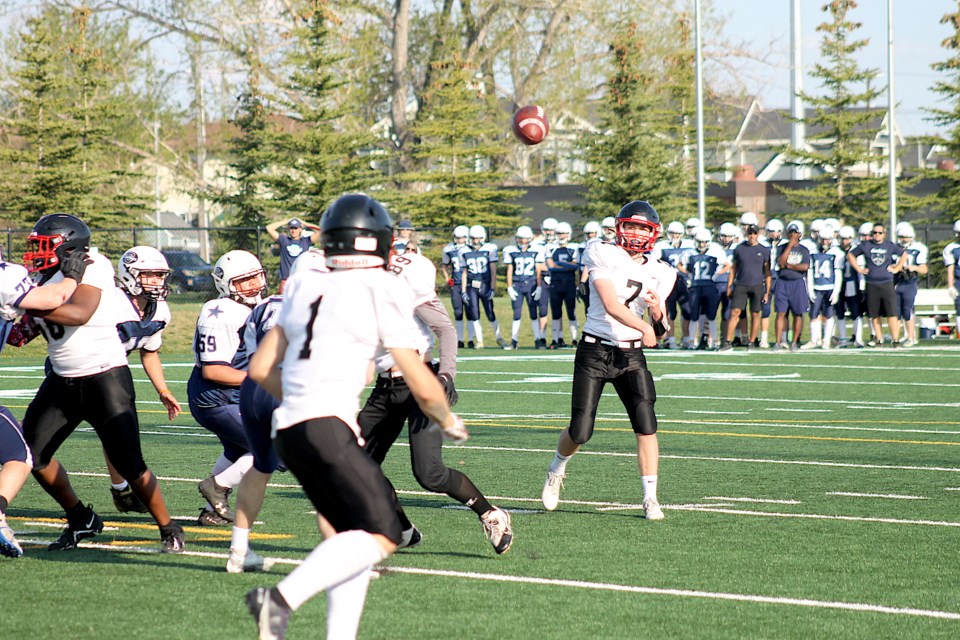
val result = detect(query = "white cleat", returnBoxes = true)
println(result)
[227,548,274,574]
[643,498,665,521]
[480,508,513,555]
[541,471,565,511]
[799,341,820,350]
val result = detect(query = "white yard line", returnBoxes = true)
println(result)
[703,496,802,505]
[826,492,928,500]
[672,505,960,528]
[13,538,960,621]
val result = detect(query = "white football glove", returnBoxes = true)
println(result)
[431,413,469,443]
[808,290,816,303]
[532,286,542,301]
[950,286,959,301]
[829,291,840,305]
[507,286,518,301]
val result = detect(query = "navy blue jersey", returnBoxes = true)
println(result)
[944,242,960,279]
[777,243,811,281]
[849,240,903,284]
[685,246,727,286]
[732,242,771,286]
[502,245,544,283]
[810,248,844,290]
[277,235,313,279]
[462,243,498,286]
[547,245,579,285]
[895,243,928,285]
[441,242,468,286]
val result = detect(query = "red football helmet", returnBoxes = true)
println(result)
[615,201,661,254]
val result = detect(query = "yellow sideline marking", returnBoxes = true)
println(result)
[13,516,292,540]
[469,420,960,446]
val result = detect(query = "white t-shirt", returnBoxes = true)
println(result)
[274,267,421,438]
[583,242,677,342]
[37,253,127,377]
[115,288,171,354]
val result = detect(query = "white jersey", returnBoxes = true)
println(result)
[374,253,436,372]
[275,267,421,438]
[36,252,127,377]
[0,261,35,352]
[583,242,677,342]
[192,297,252,368]
[801,238,819,253]
[115,288,171,354]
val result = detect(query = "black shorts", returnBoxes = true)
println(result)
[568,340,657,444]
[866,281,899,318]
[22,365,147,480]
[274,417,402,544]
[730,283,764,313]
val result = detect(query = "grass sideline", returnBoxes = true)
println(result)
[1,346,959,638]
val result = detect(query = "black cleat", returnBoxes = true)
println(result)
[48,504,104,551]
[398,525,423,549]
[111,485,149,513]
[198,476,234,521]
[467,340,475,349]
[457,341,464,349]
[161,523,186,554]
[197,508,231,526]
[246,587,291,640]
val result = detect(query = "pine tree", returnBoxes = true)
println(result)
[576,22,678,222]
[777,0,888,225]
[925,3,960,222]
[388,51,523,230]
[271,0,378,218]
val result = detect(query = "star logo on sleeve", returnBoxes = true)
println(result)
[207,305,223,318]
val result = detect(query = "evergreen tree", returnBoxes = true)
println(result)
[388,51,523,230]
[925,3,960,222]
[777,0,888,225]
[272,0,378,219]
[205,68,285,251]
[576,22,678,222]
[0,8,142,234]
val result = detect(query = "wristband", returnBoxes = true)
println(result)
[158,389,170,395]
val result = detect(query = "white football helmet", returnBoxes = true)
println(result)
[738,211,759,226]
[895,221,915,238]
[685,217,702,236]
[289,248,329,278]
[694,228,712,252]
[583,221,600,236]
[601,216,617,240]
[666,221,685,236]
[858,222,874,237]
[541,217,558,232]
[453,225,469,240]
[555,221,572,245]
[213,250,267,306]
[766,219,784,233]
[516,225,534,247]
[469,225,487,247]
[954,219,960,234]
[838,225,856,240]
[718,222,738,237]
[819,224,835,247]
[117,246,170,301]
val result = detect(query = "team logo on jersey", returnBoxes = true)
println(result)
[122,252,138,264]
[287,244,304,257]
[870,248,887,266]
[787,250,803,266]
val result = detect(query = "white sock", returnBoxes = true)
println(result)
[824,317,836,344]
[111,481,129,491]
[854,317,863,343]
[277,530,388,612]
[456,320,464,342]
[231,526,250,556]
[707,320,718,345]
[471,320,483,344]
[211,453,232,476]
[326,569,373,640]
[552,319,561,340]
[512,319,521,341]
[809,318,822,344]
[569,320,579,341]
[532,319,542,340]
[214,453,253,489]
[491,320,502,341]
[760,329,768,344]
[549,452,572,475]
[688,320,699,345]
[837,317,847,341]
[641,475,658,502]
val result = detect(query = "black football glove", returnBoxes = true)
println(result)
[438,372,458,407]
[60,250,92,283]
[577,281,589,302]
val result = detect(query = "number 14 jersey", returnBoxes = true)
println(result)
[583,240,677,343]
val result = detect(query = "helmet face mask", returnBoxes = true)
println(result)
[24,214,91,282]
[615,201,661,254]
[119,246,170,301]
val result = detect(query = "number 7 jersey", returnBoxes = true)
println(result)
[582,240,677,342]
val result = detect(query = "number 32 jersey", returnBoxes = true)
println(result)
[583,240,677,343]
[274,267,423,439]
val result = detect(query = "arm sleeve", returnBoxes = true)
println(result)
[415,296,458,379]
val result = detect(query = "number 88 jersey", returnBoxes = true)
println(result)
[582,241,677,343]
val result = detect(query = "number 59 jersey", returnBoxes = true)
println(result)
[583,241,677,343]
[274,267,422,439]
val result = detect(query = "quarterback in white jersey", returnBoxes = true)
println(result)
[542,201,672,522]
[0,247,87,558]
[188,249,267,526]
[18,214,184,554]
[246,194,466,640]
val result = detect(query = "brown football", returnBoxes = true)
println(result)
[512,105,549,145]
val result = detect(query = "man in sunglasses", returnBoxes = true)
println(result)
[847,224,908,347]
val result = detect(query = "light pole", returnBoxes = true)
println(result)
[694,0,706,223]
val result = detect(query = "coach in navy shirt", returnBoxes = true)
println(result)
[774,222,811,351]
[722,224,771,349]
[267,217,319,292]
[848,223,907,347]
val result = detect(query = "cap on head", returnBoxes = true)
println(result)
[288,218,303,229]
[746,223,760,235]
[787,220,804,235]
[398,220,415,230]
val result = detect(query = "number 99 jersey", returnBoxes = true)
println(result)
[582,241,677,343]
[274,267,422,439]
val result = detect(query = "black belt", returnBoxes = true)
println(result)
[581,332,644,349]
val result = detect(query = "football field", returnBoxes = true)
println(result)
[1,345,959,639]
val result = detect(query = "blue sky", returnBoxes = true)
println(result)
[714,0,954,137]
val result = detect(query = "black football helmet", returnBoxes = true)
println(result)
[24,214,91,282]
[320,194,394,269]
[615,201,661,253]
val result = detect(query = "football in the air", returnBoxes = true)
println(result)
[512,105,549,145]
